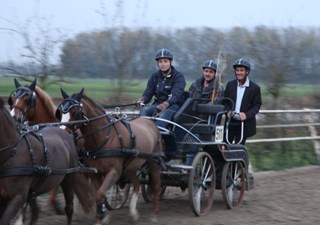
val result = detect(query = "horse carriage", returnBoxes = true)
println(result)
[110,96,253,216]
[56,88,253,222]
[1,79,253,225]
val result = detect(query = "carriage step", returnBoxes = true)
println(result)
[166,164,193,170]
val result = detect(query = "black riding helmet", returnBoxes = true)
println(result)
[202,60,217,71]
[155,48,173,61]
[233,58,251,71]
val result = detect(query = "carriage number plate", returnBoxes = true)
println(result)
[215,125,224,143]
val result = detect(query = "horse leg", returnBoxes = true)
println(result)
[95,169,121,225]
[0,195,25,225]
[125,172,141,222]
[27,197,39,225]
[48,186,64,215]
[147,161,161,222]
[73,173,95,214]
[60,175,75,225]
[13,202,28,225]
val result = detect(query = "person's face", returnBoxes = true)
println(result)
[157,58,171,72]
[202,68,216,82]
[235,66,249,83]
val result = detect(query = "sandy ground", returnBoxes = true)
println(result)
[11,165,320,225]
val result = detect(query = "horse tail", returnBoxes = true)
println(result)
[73,173,95,214]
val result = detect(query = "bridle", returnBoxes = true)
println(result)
[57,97,130,152]
[8,87,36,122]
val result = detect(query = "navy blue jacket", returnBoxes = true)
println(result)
[142,66,186,106]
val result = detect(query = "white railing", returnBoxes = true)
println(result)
[247,108,320,143]
[246,108,320,160]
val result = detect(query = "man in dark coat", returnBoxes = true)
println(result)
[189,59,224,103]
[224,58,262,145]
[136,48,186,128]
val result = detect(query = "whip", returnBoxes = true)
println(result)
[211,41,225,104]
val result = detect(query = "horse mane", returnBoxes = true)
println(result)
[0,97,17,128]
[82,94,106,114]
[34,86,56,118]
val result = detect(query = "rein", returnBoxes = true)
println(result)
[100,102,139,109]
[0,126,96,177]
[0,126,43,167]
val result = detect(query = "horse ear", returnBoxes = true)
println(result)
[29,78,37,91]
[14,78,21,88]
[60,88,69,99]
[75,88,84,102]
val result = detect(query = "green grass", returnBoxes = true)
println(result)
[0,77,149,100]
[1,76,319,101]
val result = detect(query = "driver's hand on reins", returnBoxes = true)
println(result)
[134,97,145,107]
[157,101,170,112]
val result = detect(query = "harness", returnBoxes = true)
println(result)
[58,96,166,171]
[0,126,92,178]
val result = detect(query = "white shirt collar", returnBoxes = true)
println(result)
[237,77,250,87]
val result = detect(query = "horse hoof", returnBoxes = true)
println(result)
[53,203,65,215]
[50,201,65,215]
[94,214,110,225]
[131,212,139,222]
[101,214,110,225]
[149,216,158,223]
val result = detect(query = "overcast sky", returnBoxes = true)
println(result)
[1,0,319,63]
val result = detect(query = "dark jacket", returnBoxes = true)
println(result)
[189,77,224,104]
[224,79,262,137]
[142,66,186,106]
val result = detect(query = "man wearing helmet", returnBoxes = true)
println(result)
[189,59,224,103]
[224,58,262,145]
[136,48,186,128]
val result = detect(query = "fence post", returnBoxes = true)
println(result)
[304,108,320,161]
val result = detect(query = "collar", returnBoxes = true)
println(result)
[237,77,250,87]
[162,68,172,77]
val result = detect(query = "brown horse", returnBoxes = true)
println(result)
[56,88,164,225]
[0,97,94,225]
[8,78,64,215]
[8,78,57,125]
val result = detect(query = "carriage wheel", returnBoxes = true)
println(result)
[141,184,167,203]
[188,152,216,216]
[221,161,245,209]
[105,183,130,210]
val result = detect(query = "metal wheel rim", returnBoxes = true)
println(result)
[221,161,245,209]
[188,152,216,216]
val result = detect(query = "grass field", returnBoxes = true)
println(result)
[0,77,194,101]
[1,76,319,102]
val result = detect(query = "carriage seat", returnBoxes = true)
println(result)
[173,98,226,135]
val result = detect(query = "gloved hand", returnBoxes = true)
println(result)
[227,111,234,118]
[135,97,145,106]
[157,101,170,112]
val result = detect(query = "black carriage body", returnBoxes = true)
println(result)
[151,97,253,196]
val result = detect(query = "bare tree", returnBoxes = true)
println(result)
[94,0,150,103]
[0,15,67,90]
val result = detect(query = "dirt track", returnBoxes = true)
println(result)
[17,165,320,225]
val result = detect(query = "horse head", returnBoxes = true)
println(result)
[56,88,87,131]
[8,78,37,123]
